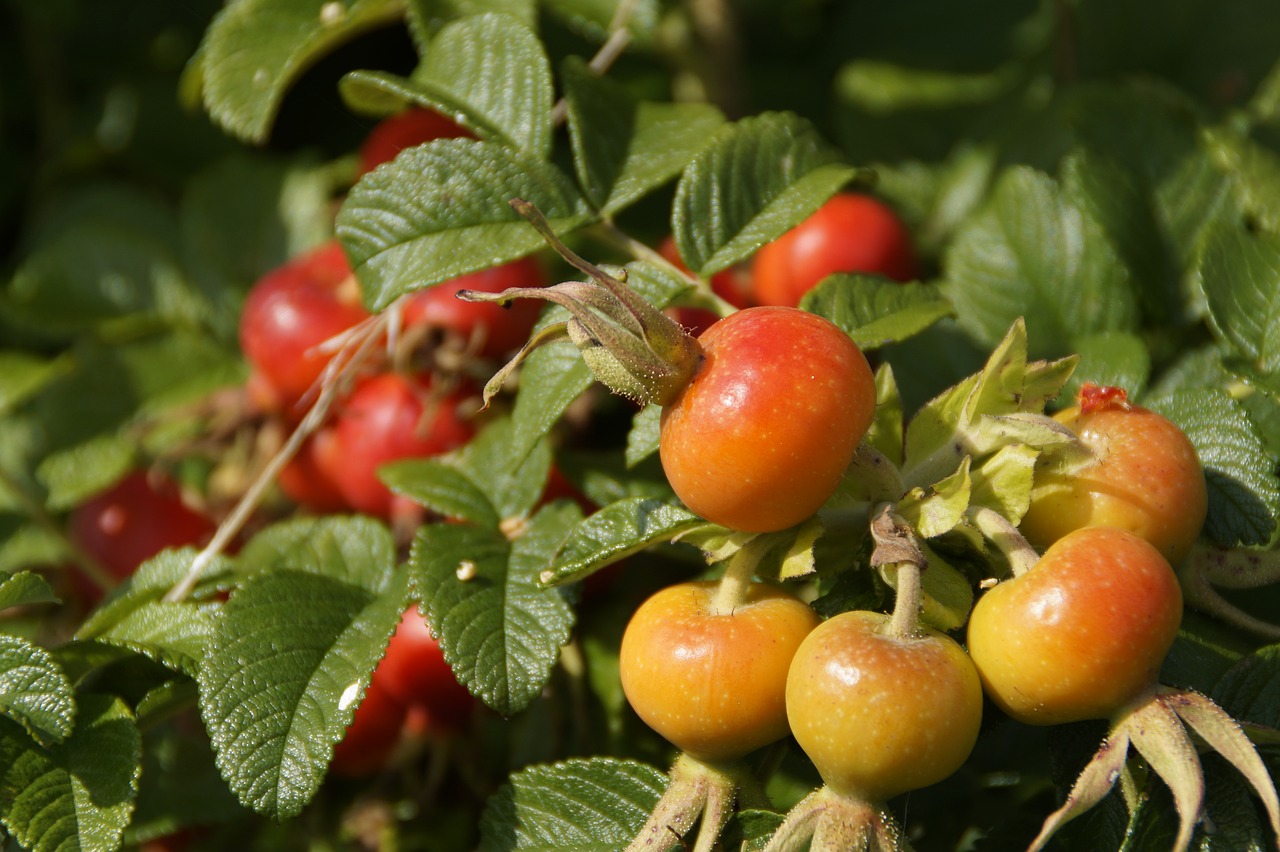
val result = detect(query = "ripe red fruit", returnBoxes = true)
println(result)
[329,669,408,778]
[373,608,474,734]
[68,471,216,580]
[329,372,475,518]
[358,107,473,176]
[278,426,348,513]
[752,192,918,307]
[659,306,876,533]
[967,526,1183,726]
[401,257,546,358]
[239,241,369,414]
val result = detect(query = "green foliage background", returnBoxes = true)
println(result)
[2,0,1280,850]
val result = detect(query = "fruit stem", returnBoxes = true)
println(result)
[548,0,638,126]
[968,505,1039,577]
[597,221,738,318]
[711,536,767,615]
[887,561,923,639]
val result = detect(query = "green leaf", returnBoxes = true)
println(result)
[1064,330,1152,401]
[802,277,953,351]
[337,139,592,311]
[969,443,1039,524]
[236,515,398,588]
[943,165,1140,357]
[199,0,406,143]
[897,458,970,539]
[867,364,905,469]
[901,319,1076,490]
[36,433,136,512]
[672,112,858,275]
[411,504,579,715]
[0,523,70,575]
[8,185,204,331]
[0,635,75,747]
[340,14,554,155]
[478,757,667,852]
[624,404,662,468]
[0,571,59,613]
[542,0,660,48]
[0,352,69,416]
[1212,644,1280,729]
[561,57,725,215]
[0,693,140,852]
[382,459,502,527]
[1200,221,1280,376]
[544,497,706,586]
[198,567,410,818]
[1147,389,1280,547]
[77,550,231,677]
[407,0,537,41]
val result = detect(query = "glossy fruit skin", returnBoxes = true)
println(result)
[239,241,369,413]
[373,608,474,734]
[401,257,545,358]
[329,668,407,778]
[1019,399,1207,564]
[786,610,983,802]
[358,107,472,176]
[619,580,820,762]
[967,526,1183,726]
[752,193,918,308]
[329,372,475,518]
[68,471,216,580]
[659,306,876,533]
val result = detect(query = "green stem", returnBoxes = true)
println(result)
[968,505,1040,577]
[886,561,923,639]
[710,537,766,615]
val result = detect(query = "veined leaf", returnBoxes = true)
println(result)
[897,458,970,539]
[479,757,667,852]
[1147,389,1280,547]
[624,404,662,468]
[0,694,140,852]
[411,504,579,715]
[236,515,398,588]
[0,571,59,613]
[337,139,592,311]
[0,635,75,747]
[943,165,1140,357]
[673,112,857,275]
[544,497,706,586]
[1200,220,1280,377]
[199,568,410,817]
[802,277,953,351]
[562,57,724,215]
[340,14,554,155]
[199,0,406,143]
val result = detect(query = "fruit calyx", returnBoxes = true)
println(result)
[1030,685,1280,852]
[623,753,767,852]
[1077,382,1134,414]
[457,199,701,408]
[761,786,909,852]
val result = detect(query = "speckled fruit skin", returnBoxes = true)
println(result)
[786,610,982,802]
[1019,402,1207,564]
[967,526,1183,726]
[619,580,820,763]
[658,307,876,533]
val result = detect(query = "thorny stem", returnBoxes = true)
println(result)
[164,303,397,603]
[0,465,116,593]
[968,505,1040,577]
